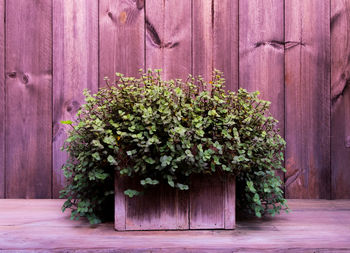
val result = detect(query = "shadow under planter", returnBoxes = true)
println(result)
[115,173,235,231]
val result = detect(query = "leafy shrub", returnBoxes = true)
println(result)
[60,70,288,224]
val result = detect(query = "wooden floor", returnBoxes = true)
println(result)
[0,199,350,252]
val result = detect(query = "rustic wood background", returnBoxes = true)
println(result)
[0,0,349,199]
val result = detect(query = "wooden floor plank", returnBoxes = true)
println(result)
[0,199,349,251]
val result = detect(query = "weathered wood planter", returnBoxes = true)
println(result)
[115,173,235,231]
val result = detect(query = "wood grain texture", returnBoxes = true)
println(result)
[331,0,350,199]
[115,173,126,230]
[239,0,285,182]
[1,199,350,251]
[285,0,330,198]
[213,0,239,92]
[5,0,52,198]
[190,175,225,229]
[125,183,189,231]
[99,0,144,84]
[146,0,191,80]
[224,176,235,229]
[52,0,98,198]
[192,0,212,80]
[239,0,284,132]
[115,175,189,231]
[0,0,4,198]
[115,174,234,230]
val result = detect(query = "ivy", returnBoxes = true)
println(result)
[60,69,288,224]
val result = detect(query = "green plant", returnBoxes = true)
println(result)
[60,69,288,224]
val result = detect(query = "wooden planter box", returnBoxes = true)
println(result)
[115,173,235,231]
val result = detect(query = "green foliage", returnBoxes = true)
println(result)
[60,69,288,223]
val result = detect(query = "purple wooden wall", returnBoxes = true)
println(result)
[0,0,348,199]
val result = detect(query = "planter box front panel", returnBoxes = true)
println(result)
[190,174,225,229]
[115,174,235,231]
[125,183,189,230]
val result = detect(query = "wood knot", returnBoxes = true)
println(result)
[136,0,144,10]
[66,100,80,114]
[345,136,350,148]
[7,71,16,78]
[119,11,127,24]
[254,40,284,50]
[22,74,29,84]
[107,11,113,20]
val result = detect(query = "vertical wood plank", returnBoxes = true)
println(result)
[190,175,225,229]
[145,0,164,74]
[5,0,52,198]
[145,0,191,80]
[239,0,285,182]
[331,0,350,199]
[213,0,239,92]
[99,0,145,84]
[192,0,212,80]
[224,176,235,229]
[285,0,330,198]
[114,173,126,230]
[52,0,99,198]
[0,0,4,198]
[239,0,284,128]
[239,0,285,138]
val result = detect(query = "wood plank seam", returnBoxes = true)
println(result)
[0,0,5,198]
[283,0,286,197]
[328,0,331,201]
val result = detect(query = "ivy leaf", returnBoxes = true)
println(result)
[60,120,73,125]
[253,193,261,205]
[92,140,104,149]
[91,152,100,161]
[160,155,172,167]
[107,155,117,165]
[185,149,193,158]
[124,189,140,198]
[176,183,189,190]
[208,110,217,117]
[247,181,256,193]
[195,129,204,137]
[103,135,116,145]
[140,178,159,185]
[95,172,108,180]
[145,157,156,164]
[126,150,137,156]
[167,176,175,187]
[255,206,262,218]
[173,126,186,136]
[213,155,221,165]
